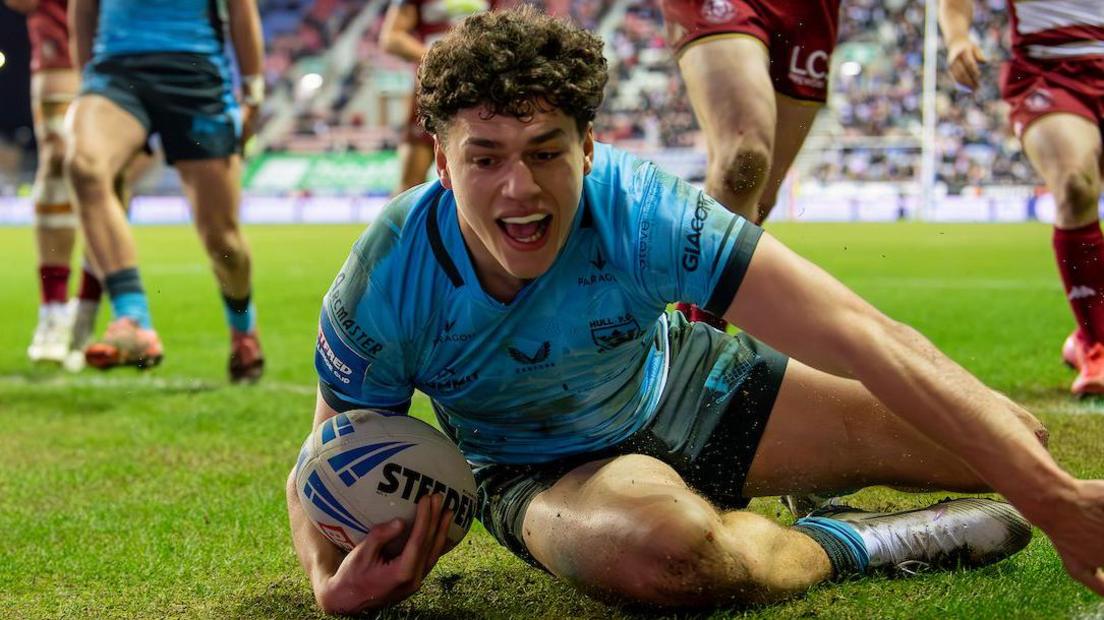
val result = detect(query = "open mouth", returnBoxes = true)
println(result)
[497,213,552,246]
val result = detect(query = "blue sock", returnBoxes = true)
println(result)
[104,268,152,329]
[793,516,870,577]
[222,292,256,333]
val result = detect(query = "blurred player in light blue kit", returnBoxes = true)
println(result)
[287,8,1104,615]
[65,0,265,382]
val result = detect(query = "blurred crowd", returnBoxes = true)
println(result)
[1,0,1038,192]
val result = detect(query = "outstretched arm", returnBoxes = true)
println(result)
[724,232,1104,595]
[287,388,453,614]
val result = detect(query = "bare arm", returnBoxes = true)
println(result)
[4,0,39,15]
[938,0,985,90]
[379,4,429,64]
[287,387,452,614]
[69,0,97,69]
[724,233,1104,594]
[226,0,265,144]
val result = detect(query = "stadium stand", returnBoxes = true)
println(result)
[0,0,1039,200]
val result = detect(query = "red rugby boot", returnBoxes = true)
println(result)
[229,329,265,384]
[85,318,164,370]
[1072,339,1104,396]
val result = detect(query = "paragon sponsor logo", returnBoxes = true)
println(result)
[579,247,616,286]
[682,195,710,272]
[433,318,475,345]
[590,247,608,271]
[331,297,385,356]
[425,366,478,392]
[377,462,477,531]
[578,272,616,287]
[590,313,642,351]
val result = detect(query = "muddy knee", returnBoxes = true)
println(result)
[1055,169,1101,225]
[707,143,772,221]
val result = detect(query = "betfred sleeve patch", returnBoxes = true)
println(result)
[316,311,372,399]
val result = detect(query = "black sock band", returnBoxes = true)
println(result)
[104,268,145,298]
[222,291,252,314]
[793,524,863,577]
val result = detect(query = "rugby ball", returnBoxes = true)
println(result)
[294,410,478,553]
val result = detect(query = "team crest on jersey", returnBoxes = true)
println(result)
[701,0,736,24]
[1025,88,1053,113]
[590,314,642,351]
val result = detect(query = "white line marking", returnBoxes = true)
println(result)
[0,373,316,395]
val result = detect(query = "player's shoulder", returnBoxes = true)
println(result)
[584,142,659,219]
[348,182,443,269]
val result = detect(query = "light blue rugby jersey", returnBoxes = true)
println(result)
[93,0,227,60]
[315,143,763,465]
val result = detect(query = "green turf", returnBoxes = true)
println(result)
[0,222,1101,619]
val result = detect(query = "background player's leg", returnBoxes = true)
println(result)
[175,155,264,382]
[395,140,435,194]
[65,95,147,281]
[66,94,163,369]
[522,454,833,607]
[1020,114,1104,394]
[66,149,154,371]
[679,36,775,224]
[28,70,80,363]
[677,36,776,328]
[742,360,1045,497]
[755,94,822,222]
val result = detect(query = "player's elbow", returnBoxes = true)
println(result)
[379,32,400,56]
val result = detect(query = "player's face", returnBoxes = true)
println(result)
[436,106,594,299]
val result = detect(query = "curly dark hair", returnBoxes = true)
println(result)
[417,5,608,140]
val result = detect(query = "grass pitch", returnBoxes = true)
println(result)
[0,222,1101,619]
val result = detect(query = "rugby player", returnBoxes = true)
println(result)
[659,0,842,330]
[378,0,501,195]
[940,0,1104,396]
[6,0,123,370]
[287,9,1104,614]
[65,0,266,382]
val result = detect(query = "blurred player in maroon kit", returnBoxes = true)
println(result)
[4,0,132,370]
[658,0,841,331]
[941,0,1104,395]
[379,0,506,194]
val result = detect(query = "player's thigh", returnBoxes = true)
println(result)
[175,157,243,239]
[758,94,822,208]
[1021,114,1102,220]
[742,359,985,496]
[65,95,147,178]
[523,454,724,584]
[678,36,776,155]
